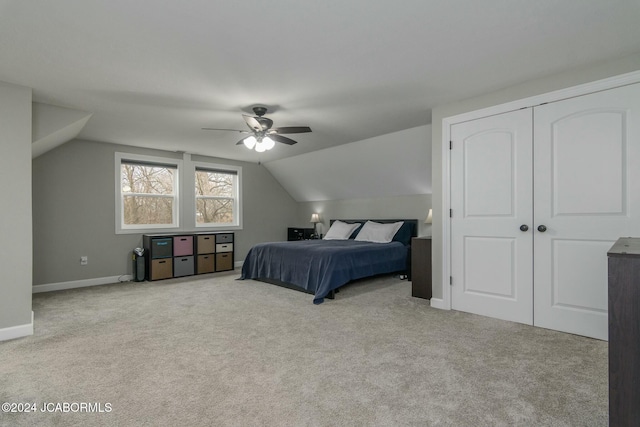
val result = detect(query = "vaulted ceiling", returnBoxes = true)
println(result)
[1,0,639,163]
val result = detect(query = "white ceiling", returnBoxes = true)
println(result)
[1,0,639,163]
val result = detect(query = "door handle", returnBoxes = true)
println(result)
[537,225,547,232]
[520,225,529,232]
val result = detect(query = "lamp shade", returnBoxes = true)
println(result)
[254,141,266,152]
[243,136,257,149]
[243,135,276,152]
[262,136,275,150]
[310,213,320,223]
[425,209,433,224]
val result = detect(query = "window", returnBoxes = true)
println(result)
[195,167,239,226]
[121,161,177,226]
[115,153,241,233]
[116,154,180,232]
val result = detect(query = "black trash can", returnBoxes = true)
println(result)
[133,248,146,282]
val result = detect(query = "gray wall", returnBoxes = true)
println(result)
[430,53,640,300]
[0,81,32,331]
[32,139,298,285]
[297,194,432,238]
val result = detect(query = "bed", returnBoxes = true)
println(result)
[239,219,417,304]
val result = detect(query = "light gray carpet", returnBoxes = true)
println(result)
[0,272,607,426]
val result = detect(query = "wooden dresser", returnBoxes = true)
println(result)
[607,237,640,426]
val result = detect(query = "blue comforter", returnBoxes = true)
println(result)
[239,239,408,304]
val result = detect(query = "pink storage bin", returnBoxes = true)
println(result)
[173,235,194,256]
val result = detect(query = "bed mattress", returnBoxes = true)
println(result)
[239,239,408,304]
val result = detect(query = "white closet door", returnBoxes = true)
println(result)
[451,109,533,324]
[533,83,640,340]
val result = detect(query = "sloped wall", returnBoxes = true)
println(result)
[264,125,431,202]
[267,125,432,237]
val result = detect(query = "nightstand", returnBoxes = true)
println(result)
[411,237,432,299]
[287,227,315,241]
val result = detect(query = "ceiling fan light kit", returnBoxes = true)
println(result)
[246,135,275,152]
[243,135,257,149]
[203,106,312,152]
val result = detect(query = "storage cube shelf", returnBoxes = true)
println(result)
[143,232,234,281]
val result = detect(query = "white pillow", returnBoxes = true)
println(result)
[323,220,361,240]
[354,221,404,243]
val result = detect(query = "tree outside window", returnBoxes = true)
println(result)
[121,162,177,226]
[195,169,237,225]
[116,153,241,233]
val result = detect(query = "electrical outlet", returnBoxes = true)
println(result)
[80,256,88,266]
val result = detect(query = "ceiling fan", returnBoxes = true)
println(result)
[202,106,312,152]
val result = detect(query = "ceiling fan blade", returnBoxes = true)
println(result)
[243,115,263,132]
[202,128,249,133]
[235,138,248,145]
[270,134,298,145]
[272,126,312,134]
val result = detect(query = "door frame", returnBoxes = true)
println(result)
[436,70,640,311]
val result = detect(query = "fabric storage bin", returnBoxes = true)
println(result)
[174,256,194,277]
[150,258,173,280]
[216,253,233,271]
[197,235,216,254]
[197,254,215,274]
[216,243,233,253]
[173,235,194,256]
[151,238,173,258]
[216,233,233,244]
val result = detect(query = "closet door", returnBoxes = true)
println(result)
[533,83,640,340]
[450,109,533,324]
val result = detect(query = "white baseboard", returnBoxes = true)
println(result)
[31,265,245,294]
[33,275,132,294]
[429,298,447,310]
[0,311,34,342]
[32,263,245,294]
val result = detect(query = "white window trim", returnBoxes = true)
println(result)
[115,152,183,234]
[193,161,243,230]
